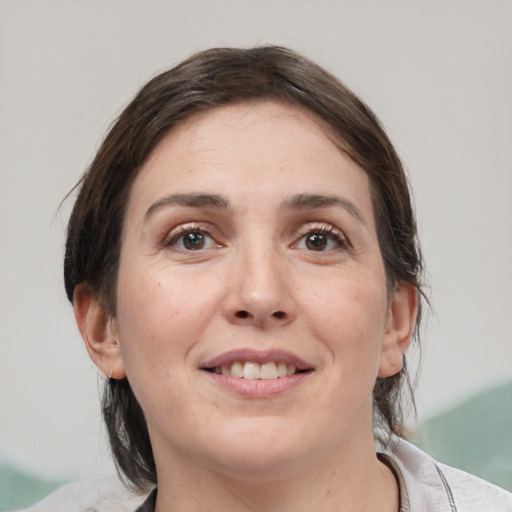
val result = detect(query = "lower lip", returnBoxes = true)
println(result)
[202,371,311,398]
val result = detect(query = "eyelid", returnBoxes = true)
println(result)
[162,222,221,249]
[293,222,351,251]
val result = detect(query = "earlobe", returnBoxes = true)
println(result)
[73,284,126,379]
[378,283,418,378]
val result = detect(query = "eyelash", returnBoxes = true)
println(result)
[163,223,218,251]
[162,222,350,254]
[294,224,350,252]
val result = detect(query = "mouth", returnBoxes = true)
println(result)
[204,361,310,380]
[200,350,314,381]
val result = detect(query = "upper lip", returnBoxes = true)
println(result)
[200,349,314,371]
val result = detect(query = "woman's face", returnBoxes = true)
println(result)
[107,101,410,478]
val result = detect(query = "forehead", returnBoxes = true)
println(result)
[126,100,374,224]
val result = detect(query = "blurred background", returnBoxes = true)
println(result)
[1,0,511,509]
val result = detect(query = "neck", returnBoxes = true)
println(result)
[153,434,399,512]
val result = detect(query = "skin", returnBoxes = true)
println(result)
[75,100,417,512]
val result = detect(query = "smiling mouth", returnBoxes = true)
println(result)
[204,361,312,380]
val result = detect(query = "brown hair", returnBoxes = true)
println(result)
[64,45,425,491]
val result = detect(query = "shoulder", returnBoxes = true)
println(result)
[382,437,512,512]
[13,477,149,512]
[437,462,512,512]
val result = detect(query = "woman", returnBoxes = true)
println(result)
[24,46,512,511]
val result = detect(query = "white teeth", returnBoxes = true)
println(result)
[277,362,288,378]
[243,362,260,380]
[260,362,278,380]
[212,361,299,379]
[231,361,244,378]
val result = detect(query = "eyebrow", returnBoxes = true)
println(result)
[144,191,366,226]
[145,193,230,220]
[284,193,367,226]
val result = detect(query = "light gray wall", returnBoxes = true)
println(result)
[1,0,511,480]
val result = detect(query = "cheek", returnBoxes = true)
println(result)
[289,272,388,444]
[302,270,388,366]
[311,272,386,326]
[114,270,226,426]
[115,267,223,377]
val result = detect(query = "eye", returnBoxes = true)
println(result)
[165,225,220,251]
[178,231,209,250]
[295,226,349,252]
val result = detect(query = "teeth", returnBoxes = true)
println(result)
[243,362,260,380]
[231,361,244,378]
[213,361,298,379]
[277,362,288,378]
[260,362,278,380]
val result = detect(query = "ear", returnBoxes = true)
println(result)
[378,282,418,378]
[73,283,126,379]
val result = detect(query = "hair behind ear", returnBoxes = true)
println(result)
[103,378,156,491]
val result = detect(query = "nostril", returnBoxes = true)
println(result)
[233,310,287,321]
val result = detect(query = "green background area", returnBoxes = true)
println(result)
[413,380,512,492]
[1,381,511,510]
[0,465,64,511]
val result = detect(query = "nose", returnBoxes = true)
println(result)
[222,244,297,328]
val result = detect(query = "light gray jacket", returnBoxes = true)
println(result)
[381,438,512,511]
[16,439,512,512]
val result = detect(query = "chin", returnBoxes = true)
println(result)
[202,418,310,479]
[210,449,304,483]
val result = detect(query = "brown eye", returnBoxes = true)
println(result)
[166,228,219,251]
[182,231,206,250]
[305,233,328,251]
[295,228,348,253]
